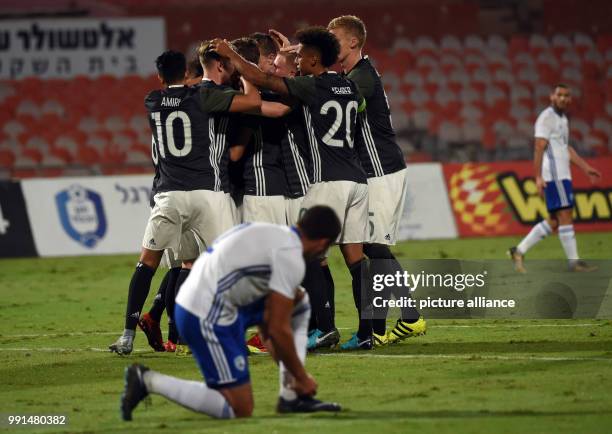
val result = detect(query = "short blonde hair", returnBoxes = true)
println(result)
[198,40,232,69]
[328,15,367,48]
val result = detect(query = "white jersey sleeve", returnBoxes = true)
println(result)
[534,110,554,140]
[268,246,305,299]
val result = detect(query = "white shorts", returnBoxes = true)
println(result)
[160,230,202,269]
[367,168,408,245]
[285,196,304,226]
[242,195,287,225]
[230,198,243,224]
[143,190,236,260]
[300,180,369,244]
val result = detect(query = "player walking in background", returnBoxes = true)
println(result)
[108,49,261,355]
[510,84,601,273]
[328,16,425,347]
[210,27,373,350]
[120,206,342,420]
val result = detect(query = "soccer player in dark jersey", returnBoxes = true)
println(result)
[266,29,336,349]
[210,27,374,350]
[328,16,426,345]
[232,36,288,225]
[108,48,261,355]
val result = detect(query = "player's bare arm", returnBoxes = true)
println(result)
[263,291,317,396]
[568,146,602,183]
[260,101,292,118]
[211,38,290,96]
[228,77,262,112]
[229,126,253,161]
[534,137,548,196]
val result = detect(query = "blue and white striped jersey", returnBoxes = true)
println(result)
[535,106,571,182]
[175,222,305,325]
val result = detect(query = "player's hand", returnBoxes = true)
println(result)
[269,29,291,50]
[209,38,232,58]
[293,373,318,397]
[585,166,602,184]
[535,176,545,197]
[280,44,300,54]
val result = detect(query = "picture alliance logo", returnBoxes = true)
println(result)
[55,184,107,248]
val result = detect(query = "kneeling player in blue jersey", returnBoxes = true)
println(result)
[120,206,342,419]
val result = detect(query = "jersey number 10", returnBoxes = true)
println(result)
[151,111,192,163]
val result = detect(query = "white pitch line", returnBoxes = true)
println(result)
[3,347,612,362]
[425,323,605,328]
[3,347,148,353]
[315,353,612,363]
[1,323,606,339]
[1,332,119,338]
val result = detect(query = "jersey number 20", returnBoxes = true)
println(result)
[151,111,192,163]
[320,100,358,148]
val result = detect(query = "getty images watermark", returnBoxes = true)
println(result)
[361,259,612,319]
[372,269,516,310]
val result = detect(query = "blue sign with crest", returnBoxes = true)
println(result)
[55,184,107,248]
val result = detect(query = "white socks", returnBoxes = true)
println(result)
[279,294,310,401]
[517,220,552,255]
[143,371,235,419]
[517,221,579,266]
[558,225,579,265]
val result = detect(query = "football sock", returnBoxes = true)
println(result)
[349,258,372,340]
[517,220,552,255]
[148,269,171,323]
[124,262,155,331]
[558,224,579,266]
[173,268,191,344]
[163,267,181,343]
[302,260,333,333]
[364,244,420,335]
[321,264,336,328]
[143,371,234,418]
[279,295,309,401]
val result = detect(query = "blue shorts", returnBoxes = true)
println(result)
[174,300,265,389]
[544,179,574,213]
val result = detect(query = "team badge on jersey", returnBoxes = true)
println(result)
[55,184,107,248]
[234,355,246,372]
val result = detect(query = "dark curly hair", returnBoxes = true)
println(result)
[155,50,186,84]
[295,26,340,68]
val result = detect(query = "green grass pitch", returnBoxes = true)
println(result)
[1,232,611,434]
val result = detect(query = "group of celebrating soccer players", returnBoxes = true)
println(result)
[114,15,429,420]
[111,13,604,421]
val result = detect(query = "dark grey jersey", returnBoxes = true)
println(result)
[284,72,367,184]
[145,81,238,192]
[281,105,311,198]
[347,57,406,178]
[242,92,287,196]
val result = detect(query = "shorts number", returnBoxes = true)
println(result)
[369,211,375,237]
[320,100,358,148]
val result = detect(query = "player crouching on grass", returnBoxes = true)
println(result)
[509,84,602,273]
[120,206,342,420]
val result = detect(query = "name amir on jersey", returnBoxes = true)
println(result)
[161,97,182,107]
